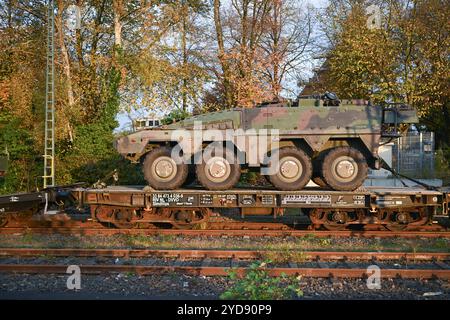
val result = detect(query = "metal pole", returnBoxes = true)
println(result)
[397,137,401,187]
[43,0,55,188]
[419,132,423,178]
[431,132,434,177]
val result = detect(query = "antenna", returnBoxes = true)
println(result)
[43,0,55,188]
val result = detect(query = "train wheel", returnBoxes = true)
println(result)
[267,147,312,191]
[323,210,349,230]
[0,214,8,227]
[168,208,211,229]
[93,206,138,229]
[384,209,429,231]
[196,147,241,190]
[384,224,407,231]
[322,223,347,231]
[321,147,368,191]
[143,146,188,190]
[112,222,136,229]
[309,209,350,231]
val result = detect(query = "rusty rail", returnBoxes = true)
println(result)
[0,264,449,279]
[1,248,448,279]
[0,248,449,261]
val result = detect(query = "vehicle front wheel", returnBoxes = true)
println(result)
[143,146,188,190]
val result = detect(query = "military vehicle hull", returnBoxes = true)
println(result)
[115,97,417,191]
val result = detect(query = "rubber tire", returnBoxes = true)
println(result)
[321,146,368,191]
[196,147,241,190]
[267,147,312,191]
[143,146,188,190]
[312,151,329,188]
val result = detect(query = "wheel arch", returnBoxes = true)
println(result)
[201,140,246,165]
[138,142,178,164]
[319,138,375,167]
[277,139,314,158]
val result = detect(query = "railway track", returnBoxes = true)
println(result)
[1,226,449,238]
[0,248,449,279]
[0,264,449,279]
[0,248,449,261]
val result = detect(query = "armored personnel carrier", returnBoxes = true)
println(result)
[115,93,417,191]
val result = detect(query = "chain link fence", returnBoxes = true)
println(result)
[392,132,435,178]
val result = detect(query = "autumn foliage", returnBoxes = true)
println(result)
[0,0,448,192]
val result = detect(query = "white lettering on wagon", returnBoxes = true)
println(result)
[152,193,195,206]
[281,194,331,205]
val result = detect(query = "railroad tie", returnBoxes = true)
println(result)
[230,256,239,268]
[145,258,157,266]
[173,254,184,267]
[434,261,450,269]
[316,258,339,281]
[201,257,212,267]
[317,260,330,269]
[343,259,358,269]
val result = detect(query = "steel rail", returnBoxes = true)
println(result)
[0,264,448,279]
[0,248,449,261]
[1,227,449,238]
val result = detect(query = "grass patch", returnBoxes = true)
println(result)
[220,261,303,300]
[317,238,332,247]
[431,238,449,250]
[0,234,448,253]
[260,249,307,264]
[21,232,35,244]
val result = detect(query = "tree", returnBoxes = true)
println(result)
[126,0,210,119]
[210,0,315,108]
[260,0,315,99]
[0,0,46,192]
[0,0,163,191]
[211,0,273,108]
[316,0,449,147]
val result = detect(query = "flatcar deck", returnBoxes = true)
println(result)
[75,185,444,210]
[1,184,447,230]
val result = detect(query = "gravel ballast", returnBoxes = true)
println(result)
[0,273,448,300]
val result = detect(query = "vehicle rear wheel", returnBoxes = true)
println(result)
[196,147,241,190]
[267,147,312,191]
[143,146,188,189]
[321,147,368,191]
